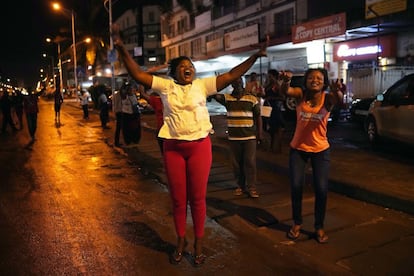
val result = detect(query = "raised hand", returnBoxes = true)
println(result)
[329,79,341,92]
[279,70,293,82]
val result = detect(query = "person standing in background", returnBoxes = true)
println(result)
[112,86,123,147]
[245,72,265,98]
[140,86,164,153]
[23,87,40,141]
[112,22,267,267]
[98,86,110,129]
[0,90,18,134]
[80,90,90,120]
[13,88,24,130]
[279,68,343,244]
[264,69,286,153]
[213,77,262,198]
[53,79,64,124]
[120,82,141,146]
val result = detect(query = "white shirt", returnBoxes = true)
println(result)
[151,75,217,140]
[80,91,90,105]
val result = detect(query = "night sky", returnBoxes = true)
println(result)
[0,0,131,88]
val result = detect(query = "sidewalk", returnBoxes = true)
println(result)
[208,115,414,216]
[122,109,414,216]
[79,97,414,215]
[68,98,414,214]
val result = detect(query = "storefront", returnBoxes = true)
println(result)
[333,34,411,98]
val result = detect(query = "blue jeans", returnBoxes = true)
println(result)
[229,139,257,191]
[289,147,330,230]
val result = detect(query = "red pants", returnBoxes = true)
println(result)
[163,136,212,238]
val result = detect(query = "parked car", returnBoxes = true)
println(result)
[350,97,376,124]
[365,73,414,146]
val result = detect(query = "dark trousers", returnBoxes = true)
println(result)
[122,113,141,144]
[114,112,122,145]
[289,148,330,230]
[229,139,257,191]
[100,104,109,127]
[26,113,37,139]
[82,104,89,119]
[1,110,17,132]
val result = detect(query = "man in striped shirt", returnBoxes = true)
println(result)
[214,77,262,198]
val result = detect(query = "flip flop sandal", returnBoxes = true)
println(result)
[193,253,207,267]
[287,228,301,240]
[169,250,183,265]
[316,233,329,244]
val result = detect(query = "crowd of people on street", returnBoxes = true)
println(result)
[111,20,343,268]
[0,86,40,142]
[0,23,346,269]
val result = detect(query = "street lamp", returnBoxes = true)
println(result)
[42,53,56,88]
[104,0,116,104]
[46,37,64,92]
[52,2,78,94]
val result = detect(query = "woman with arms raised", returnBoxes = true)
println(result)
[280,68,343,244]
[112,24,267,266]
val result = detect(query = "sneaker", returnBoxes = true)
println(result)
[248,189,259,198]
[233,188,243,196]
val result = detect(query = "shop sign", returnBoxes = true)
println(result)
[224,24,259,51]
[206,38,223,53]
[365,0,407,19]
[333,34,396,62]
[292,13,346,44]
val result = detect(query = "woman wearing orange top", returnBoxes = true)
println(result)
[279,68,343,244]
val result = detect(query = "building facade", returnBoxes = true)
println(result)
[114,0,414,98]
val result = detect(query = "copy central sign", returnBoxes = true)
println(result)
[292,13,346,44]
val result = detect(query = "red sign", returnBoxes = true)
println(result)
[333,34,397,62]
[292,13,346,44]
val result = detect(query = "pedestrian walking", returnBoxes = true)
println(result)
[1,89,18,134]
[97,86,110,129]
[279,68,343,244]
[213,77,262,198]
[112,22,267,267]
[54,80,64,124]
[80,90,90,119]
[13,88,24,130]
[23,87,40,141]
[119,82,141,146]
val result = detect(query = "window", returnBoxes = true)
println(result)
[212,0,235,19]
[246,0,260,7]
[168,23,175,38]
[179,43,190,57]
[387,77,414,105]
[273,8,294,37]
[177,17,188,34]
[149,11,155,23]
[191,38,203,57]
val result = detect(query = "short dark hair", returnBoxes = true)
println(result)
[168,56,194,78]
[268,69,279,77]
[304,68,329,91]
